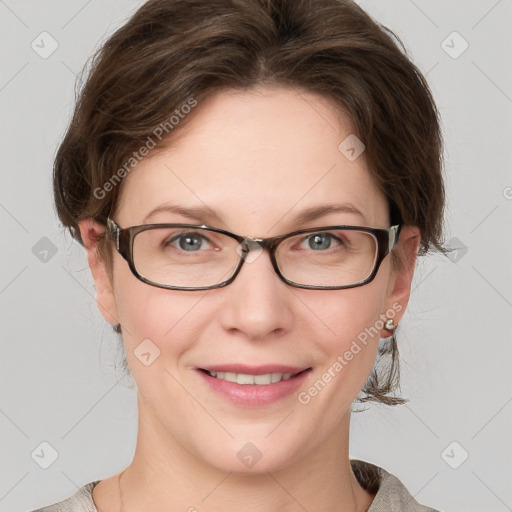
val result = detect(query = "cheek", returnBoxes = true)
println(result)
[300,280,390,403]
[112,262,209,367]
[311,282,387,351]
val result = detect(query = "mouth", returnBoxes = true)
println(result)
[198,367,312,385]
[196,365,314,407]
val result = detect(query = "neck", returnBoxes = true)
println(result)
[111,395,373,512]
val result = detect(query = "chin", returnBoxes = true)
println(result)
[194,436,301,475]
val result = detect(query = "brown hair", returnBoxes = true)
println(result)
[54,0,445,406]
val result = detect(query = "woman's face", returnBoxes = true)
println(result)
[83,86,418,473]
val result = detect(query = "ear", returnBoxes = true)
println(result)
[380,225,421,337]
[78,218,120,326]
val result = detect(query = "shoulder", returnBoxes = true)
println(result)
[350,459,442,512]
[28,481,100,512]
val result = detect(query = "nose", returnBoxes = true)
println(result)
[217,246,293,340]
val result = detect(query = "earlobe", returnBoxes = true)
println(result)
[78,218,120,326]
[380,225,421,337]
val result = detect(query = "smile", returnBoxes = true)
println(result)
[200,369,306,385]
[197,367,313,407]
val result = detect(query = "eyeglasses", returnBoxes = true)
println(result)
[106,218,401,291]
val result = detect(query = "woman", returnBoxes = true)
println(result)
[32,0,444,510]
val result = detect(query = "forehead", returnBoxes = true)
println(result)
[116,86,388,232]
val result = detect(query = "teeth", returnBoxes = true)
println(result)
[207,371,294,385]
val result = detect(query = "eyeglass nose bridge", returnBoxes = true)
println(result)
[239,236,265,251]
[232,235,288,289]
[237,236,274,264]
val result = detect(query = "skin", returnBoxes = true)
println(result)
[80,86,420,512]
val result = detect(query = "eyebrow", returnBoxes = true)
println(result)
[142,203,366,227]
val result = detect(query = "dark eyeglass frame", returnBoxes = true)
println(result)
[106,217,402,291]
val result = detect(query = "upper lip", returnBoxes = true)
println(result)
[198,364,311,375]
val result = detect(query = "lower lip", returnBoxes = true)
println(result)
[197,369,312,407]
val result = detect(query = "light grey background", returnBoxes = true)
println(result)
[1,1,511,511]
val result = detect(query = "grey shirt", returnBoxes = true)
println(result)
[29,459,441,512]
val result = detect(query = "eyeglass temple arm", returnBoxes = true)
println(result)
[389,224,402,251]
[106,218,121,250]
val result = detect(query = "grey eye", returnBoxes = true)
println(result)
[167,232,211,252]
[307,233,333,250]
